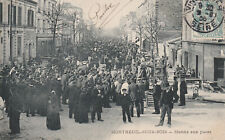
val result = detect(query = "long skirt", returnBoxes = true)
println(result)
[79,105,88,123]
[9,113,20,134]
[46,112,61,130]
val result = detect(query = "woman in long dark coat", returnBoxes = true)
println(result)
[37,84,48,116]
[46,90,61,130]
[78,86,89,123]
[8,81,22,134]
[8,94,21,134]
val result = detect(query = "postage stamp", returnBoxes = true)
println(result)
[184,0,224,39]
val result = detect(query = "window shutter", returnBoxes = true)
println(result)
[13,6,16,25]
[28,10,30,26]
[17,37,22,56]
[18,7,22,26]
[31,10,34,26]
[8,4,10,25]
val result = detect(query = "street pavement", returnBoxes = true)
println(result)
[0,99,225,140]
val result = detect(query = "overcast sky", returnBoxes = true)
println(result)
[63,0,143,30]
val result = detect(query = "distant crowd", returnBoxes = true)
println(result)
[0,40,188,135]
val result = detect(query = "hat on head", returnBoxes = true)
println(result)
[157,80,162,85]
[165,82,170,87]
[162,81,169,90]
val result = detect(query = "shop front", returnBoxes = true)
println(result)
[182,41,225,82]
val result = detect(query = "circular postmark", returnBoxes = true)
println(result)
[184,0,224,33]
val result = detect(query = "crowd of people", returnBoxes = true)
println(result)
[175,65,197,78]
[0,39,188,135]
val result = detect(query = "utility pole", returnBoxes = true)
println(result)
[155,0,159,55]
[9,0,13,64]
[163,42,168,82]
[73,12,77,47]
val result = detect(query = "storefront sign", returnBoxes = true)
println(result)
[184,0,224,34]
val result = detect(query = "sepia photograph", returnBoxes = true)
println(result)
[0,0,225,139]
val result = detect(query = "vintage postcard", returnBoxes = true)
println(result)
[0,0,225,140]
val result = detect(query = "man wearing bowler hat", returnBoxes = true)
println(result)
[155,81,174,128]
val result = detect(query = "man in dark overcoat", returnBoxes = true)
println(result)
[120,80,132,123]
[156,82,174,127]
[37,83,48,116]
[179,78,187,106]
[137,80,146,114]
[152,80,162,114]
[102,81,111,108]
[78,84,89,123]
[173,77,179,103]
[54,77,63,110]
[91,83,104,122]
[25,83,35,117]
[129,79,140,117]
[8,82,22,134]
[68,81,76,118]
[61,72,68,104]
[73,80,81,122]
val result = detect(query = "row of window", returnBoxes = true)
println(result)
[7,36,22,57]
[37,19,52,33]
[17,36,22,56]
[0,3,34,27]
[12,36,32,57]
[38,0,55,14]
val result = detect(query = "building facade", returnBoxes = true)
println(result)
[0,0,37,65]
[60,3,84,53]
[134,0,182,52]
[182,0,225,81]
[166,37,182,67]
[36,0,57,57]
[36,1,85,57]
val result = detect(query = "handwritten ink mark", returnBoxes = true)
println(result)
[88,2,120,27]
